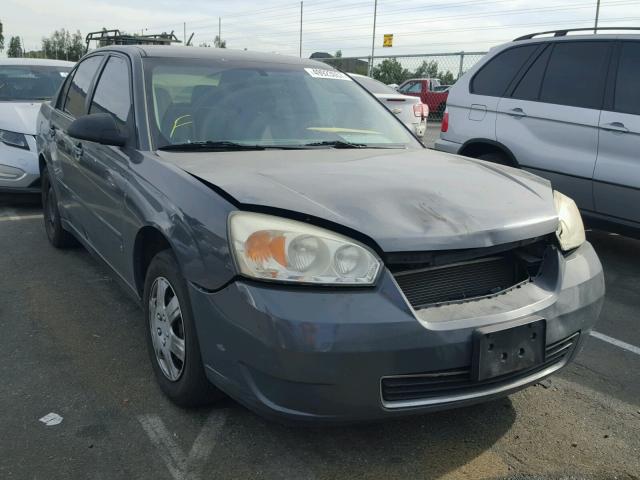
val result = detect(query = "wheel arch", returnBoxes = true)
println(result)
[459,139,519,167]
[133,225,176,298]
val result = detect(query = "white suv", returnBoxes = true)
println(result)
[435,28,640,238]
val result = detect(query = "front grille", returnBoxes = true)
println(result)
[381,332,579,405]
[389,237,550,309]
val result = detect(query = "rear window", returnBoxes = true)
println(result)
[614,42,640,115]
[511,46,552,101]
[539,42,610,109]
[471,45,538,97]
[352,75,398,95]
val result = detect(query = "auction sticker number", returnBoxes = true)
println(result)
[304,68,352,81]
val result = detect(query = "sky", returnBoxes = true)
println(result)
[2,0,639,59]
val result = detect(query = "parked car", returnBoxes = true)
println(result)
[435,28,640,238]
[0,58,74,194]
[37,46,604,423]
[350,73,427,138]
[397,77,449,117]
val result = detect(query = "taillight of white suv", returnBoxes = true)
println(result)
[441,108,449,133]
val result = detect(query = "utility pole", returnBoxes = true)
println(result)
[299,1,303,58]
[594,0,601,33]
[369,0,378,76]
[183,22,186,43]
[218,17,222,46]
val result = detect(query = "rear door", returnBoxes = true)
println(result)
[496,41,612,210]
[49,55,104,232]
[78,54,136,273]
[450,44,539,145]
[594,41,640,224]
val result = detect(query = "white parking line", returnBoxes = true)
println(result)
[590,331,640,356]
[0,214,43,222]
[138,412,227,480]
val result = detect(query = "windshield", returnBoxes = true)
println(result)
[144,57,421,150]
[0,65,71,101]
[352,75,398,95]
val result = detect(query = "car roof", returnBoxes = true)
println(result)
[0,58,75,67]
[508,33,640,48]
[88,45,326,67]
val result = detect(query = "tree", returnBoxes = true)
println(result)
[199,42,211,48]
[0,19,4,52]
[371,58,411,85]
[412,60,457,84]
[41,29,84,61]
[413,60,439,78]
[7,36,22,57]
[213,35,226,48]
[334,50,342,58]
[440,70,456,85]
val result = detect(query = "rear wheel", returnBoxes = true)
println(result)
[143,250,223,407]
[41,165,77,248]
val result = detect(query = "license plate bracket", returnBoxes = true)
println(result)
[472,319,546,382]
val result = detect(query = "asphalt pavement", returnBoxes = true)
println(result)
[0,196,638,480]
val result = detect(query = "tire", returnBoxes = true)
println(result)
[41,165,77,248]
[477,151,512,167]
[143,250,223,407]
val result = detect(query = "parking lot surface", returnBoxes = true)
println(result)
[1,197,638,480]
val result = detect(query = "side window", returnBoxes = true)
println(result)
[511,46,552,101]
[400,82,421,94]
[63,56,103,117]
[614,42,640,115]
[471,45,538,97]
[56,70,75,110]
[539,42,610,109]
[89,56,132,128]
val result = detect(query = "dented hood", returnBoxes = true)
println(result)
[0,101,43,135]
[157,148,558,252]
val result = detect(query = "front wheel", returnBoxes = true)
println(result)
[41,165,77,248]
[143,250,223,407]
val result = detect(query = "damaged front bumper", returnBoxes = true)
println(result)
[188,241,604,423]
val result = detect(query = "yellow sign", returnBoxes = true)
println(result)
[383,34,393,48]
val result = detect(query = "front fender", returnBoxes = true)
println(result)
[124,152,238,293]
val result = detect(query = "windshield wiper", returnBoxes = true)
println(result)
[158,141,267,152]
[299,140,405,149]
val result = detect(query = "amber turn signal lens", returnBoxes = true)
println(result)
[245,231,287,266]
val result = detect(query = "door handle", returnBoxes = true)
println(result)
[601,121,629,133]
[507,107,527,117]
[72,143,83,161]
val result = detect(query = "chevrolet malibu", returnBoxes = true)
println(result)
[37,46,604,423]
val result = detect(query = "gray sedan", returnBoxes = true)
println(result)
[37,46,604,423]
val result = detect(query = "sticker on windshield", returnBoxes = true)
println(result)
[304,68,352,81]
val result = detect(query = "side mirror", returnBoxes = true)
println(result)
[67,113,127,147]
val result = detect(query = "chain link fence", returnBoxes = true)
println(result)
[318,51,487,147]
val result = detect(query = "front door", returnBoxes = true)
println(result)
[76,54,135,274]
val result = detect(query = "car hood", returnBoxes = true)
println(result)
[157,148,558,252]
[0,101,43,135]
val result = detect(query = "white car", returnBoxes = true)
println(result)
[350,74,427,138]
[1,58,74,194]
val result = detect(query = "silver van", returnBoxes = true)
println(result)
[436,28,640,237]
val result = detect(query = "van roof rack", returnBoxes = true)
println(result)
[85,29,181,52]
[514,27,640,41]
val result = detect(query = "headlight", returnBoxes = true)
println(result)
[229,212,381,285]
[0,129,29,150]
[553,191,585,251]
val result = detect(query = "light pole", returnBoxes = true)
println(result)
[299,1,303,58]
[369,0,378,76]
[594,0,601,32]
